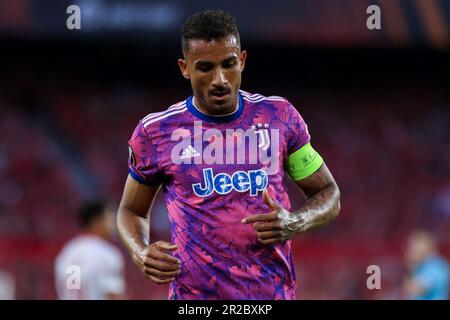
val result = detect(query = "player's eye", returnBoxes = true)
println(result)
[223,60,237,68]
[196,64,214,72]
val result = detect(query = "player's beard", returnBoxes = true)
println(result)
[206,91,237,115]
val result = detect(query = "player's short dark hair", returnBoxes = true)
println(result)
[181,10,240,56]
[78,201,106,228]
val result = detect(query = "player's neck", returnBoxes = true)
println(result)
[192,96,238,117]
[81,229,109,241]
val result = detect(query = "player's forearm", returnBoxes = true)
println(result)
[117,207,150,260]
[293,183,340,233]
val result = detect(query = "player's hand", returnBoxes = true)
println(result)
[133,241,181,284]
[242,189,309,245]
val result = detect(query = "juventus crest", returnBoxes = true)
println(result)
[251,123,270,150]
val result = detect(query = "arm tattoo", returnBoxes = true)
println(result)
[288,163,341,234]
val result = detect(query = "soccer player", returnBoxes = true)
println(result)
[117,10,340,300]
[403,231,449,300]
[55,201,126,300]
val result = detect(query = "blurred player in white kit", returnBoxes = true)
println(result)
[55,201,125,300]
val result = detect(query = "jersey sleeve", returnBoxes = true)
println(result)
[286,102,311,155]
[285,102,323,181]
[128,120,162,185]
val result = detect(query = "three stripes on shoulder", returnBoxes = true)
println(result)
[142,101,187,127]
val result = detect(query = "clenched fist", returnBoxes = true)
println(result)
[133,241,181,284]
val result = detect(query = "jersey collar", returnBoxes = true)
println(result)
[186,92,244,123]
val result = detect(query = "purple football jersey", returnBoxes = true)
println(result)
[128,90,310,299]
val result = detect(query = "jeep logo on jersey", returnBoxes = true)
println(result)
[193,168,268,197]
[171,121,280,175]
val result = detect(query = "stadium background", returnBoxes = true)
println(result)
[0,0,449,299]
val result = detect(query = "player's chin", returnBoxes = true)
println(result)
[208,95,232,107]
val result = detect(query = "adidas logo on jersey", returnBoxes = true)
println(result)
[180,145,200,160]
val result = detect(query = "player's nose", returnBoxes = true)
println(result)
[211,68,228,87]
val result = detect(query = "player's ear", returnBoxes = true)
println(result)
[178,58,190,80]
[239,50,247,72]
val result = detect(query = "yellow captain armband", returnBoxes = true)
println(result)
[286,143,324,181]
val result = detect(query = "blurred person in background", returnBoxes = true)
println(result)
[403,230,449,300]
[0,270,15,300]
[54,201,125,300]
